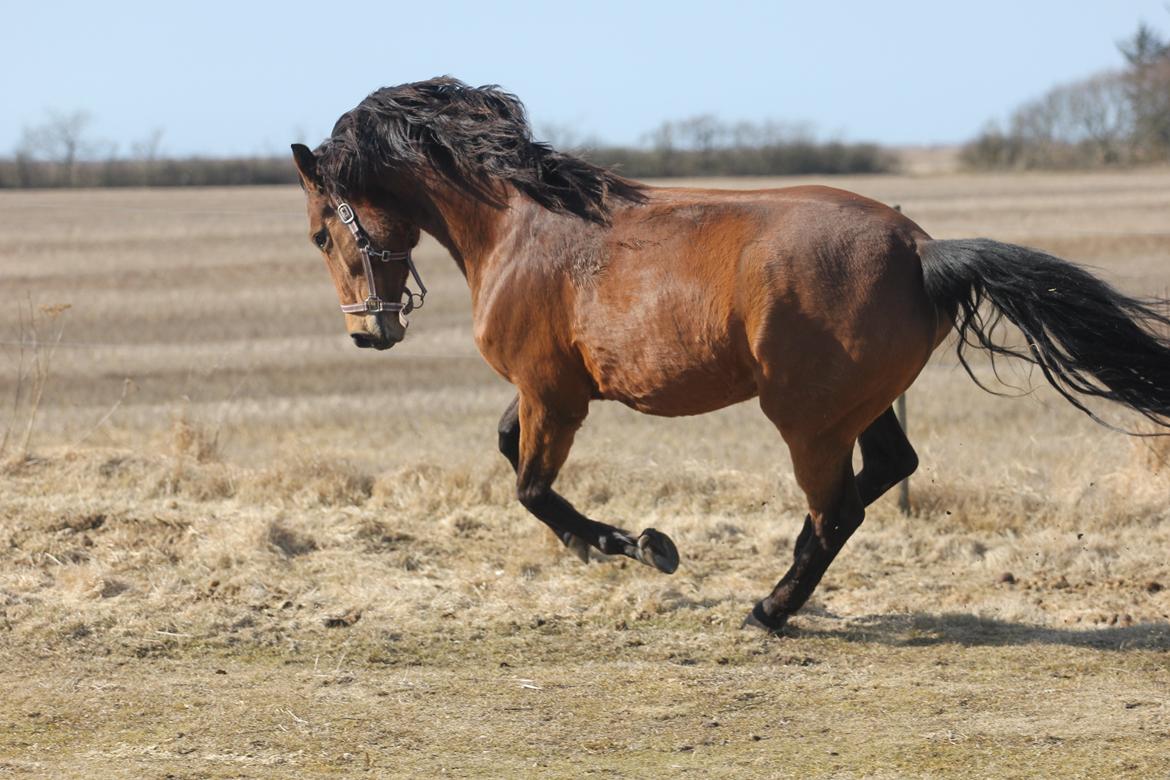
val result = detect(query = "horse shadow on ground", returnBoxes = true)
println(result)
[790,610,1170,651]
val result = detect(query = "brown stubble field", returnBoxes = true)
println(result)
[1,170,1170,778]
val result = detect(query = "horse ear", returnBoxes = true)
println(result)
[291,143,323,191]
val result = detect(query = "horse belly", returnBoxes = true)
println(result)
[582,330,756,416]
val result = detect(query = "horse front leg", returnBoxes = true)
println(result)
[497,395,589,563]
[502,392,679,574]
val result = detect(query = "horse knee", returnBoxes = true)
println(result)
[517,481,551,511]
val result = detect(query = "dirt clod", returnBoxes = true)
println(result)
[324,609,362,628]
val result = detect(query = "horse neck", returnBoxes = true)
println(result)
[414,181,516,292]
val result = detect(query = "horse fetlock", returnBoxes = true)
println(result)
[597,530,635,556]
[741,599,789,634]
[562,532,591,563]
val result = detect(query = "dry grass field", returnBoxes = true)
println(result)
[2,170,1170,778]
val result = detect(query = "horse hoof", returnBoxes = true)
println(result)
[634,528,679,574]
[741,601,788,634]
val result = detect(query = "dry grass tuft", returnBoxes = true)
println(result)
[170,408,220,463]
[371,461,513,513]
[239,456,374,507]
[1130,422,1170,475]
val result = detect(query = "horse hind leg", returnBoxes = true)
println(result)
[856,406,918,505]
[785,406,917,564]
[746,426,863,631]
[747,405,918,632]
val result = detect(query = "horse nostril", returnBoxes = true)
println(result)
[351,333,375,349]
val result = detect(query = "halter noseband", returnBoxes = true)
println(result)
[333,198,427,316]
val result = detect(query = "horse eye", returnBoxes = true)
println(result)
[313,229,329,249]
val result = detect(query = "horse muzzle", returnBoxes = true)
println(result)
[350,311,407,350]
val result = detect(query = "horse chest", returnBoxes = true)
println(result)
[470,277,570,385]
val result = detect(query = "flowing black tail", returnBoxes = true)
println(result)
[919,238,1170,431]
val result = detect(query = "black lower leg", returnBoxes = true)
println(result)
[499,397,584,554]
[518,489,678,573]
[756,410,915,631]
[747,447,865,632]
[499,395,678,573]
[792,515,813,562]
[785,410,914,577]
[747,540,840,632]
[748,509,863,632]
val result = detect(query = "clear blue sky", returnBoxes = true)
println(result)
[2,0,1167,157]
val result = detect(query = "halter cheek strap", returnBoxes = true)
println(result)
[333,199,428,316]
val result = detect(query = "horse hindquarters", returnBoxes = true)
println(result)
[742,224,934,631]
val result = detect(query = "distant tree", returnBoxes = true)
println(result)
[16,110,94,185]
[964,16,1170,169]
[537,122,585,153]
[1067,73,1133,163]
[130,128,165,185]
[1118,21,1169,67]
[1118,20,1170,160]
[678,115,723,174]
[587,116,893,177]
[130,128,164,161]
[644,120,679,176]
[1012,72,1132,165]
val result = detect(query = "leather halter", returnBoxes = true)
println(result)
[333,197,427,316]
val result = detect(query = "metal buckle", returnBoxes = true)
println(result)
[337,203,356,224]
[374,249,403,263]
[364,295,382,312]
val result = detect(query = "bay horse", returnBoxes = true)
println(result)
[291,77,1170,632]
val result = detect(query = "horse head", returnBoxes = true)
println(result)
[291,142,422,350]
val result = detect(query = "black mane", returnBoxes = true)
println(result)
[316,77,646,225]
